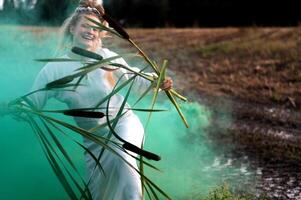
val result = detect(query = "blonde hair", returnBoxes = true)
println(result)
[56,0,107,55]
[55,0,115,86]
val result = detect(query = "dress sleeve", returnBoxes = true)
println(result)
[26,65,55,110]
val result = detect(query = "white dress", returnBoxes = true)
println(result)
[28,48,153,200]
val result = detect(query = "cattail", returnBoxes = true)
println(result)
[102,14,130,40]
[77,1,128,39]
[72,47,103,60]
[46,76,75,88]
[63,110,105,118]
[123,142,161,161]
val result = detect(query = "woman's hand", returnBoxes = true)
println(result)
[160,77,173,91]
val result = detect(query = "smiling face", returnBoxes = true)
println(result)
[70,14,102,52]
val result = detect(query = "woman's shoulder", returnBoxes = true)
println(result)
[38,54,79,78]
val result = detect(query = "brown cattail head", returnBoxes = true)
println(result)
[78,1,129,40]
[63,110,105,118]
[123,142,161,161]
[71,46,103,60]
[46,76,75,89]
[102,14,130,40]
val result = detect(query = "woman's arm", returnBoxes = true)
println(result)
[101,48,173,93]
[114,61,173,93]
[22,62,58,111]
[26,66,52,110]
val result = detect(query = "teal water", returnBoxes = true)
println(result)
[0,26,252,199]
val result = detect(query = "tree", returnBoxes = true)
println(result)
[34,0,77,25]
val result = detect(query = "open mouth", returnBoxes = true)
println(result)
[81,33,95,41]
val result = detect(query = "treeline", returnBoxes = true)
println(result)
[0,0,300,27]
[104,0,300,27]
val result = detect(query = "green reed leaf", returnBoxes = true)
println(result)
[144,176,172,200]
[85,17,122,38]
[45,118,105,176]
[40,118,82,177]
[73,74,86,90]
[105,75,134,144]
[109,63,154,81]
[44,55,128,90]
[28,118,79,199]
[75,55,121,71]
[38,119,90,199]
[35,58,81,62]
[146,60,168,127]
[133,82,155,107]
[128,108,167,112]
[145,180,160,200]
[94,75,136,108]
[170,89,188,102]
[165,91,189,128]
[128,39,160,74]
[144,184,153,200]
[102,14,130,40]
[40,118,94,200]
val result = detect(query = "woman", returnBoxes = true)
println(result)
[10,0,172,199]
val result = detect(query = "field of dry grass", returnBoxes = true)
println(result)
[122,28,301,111]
